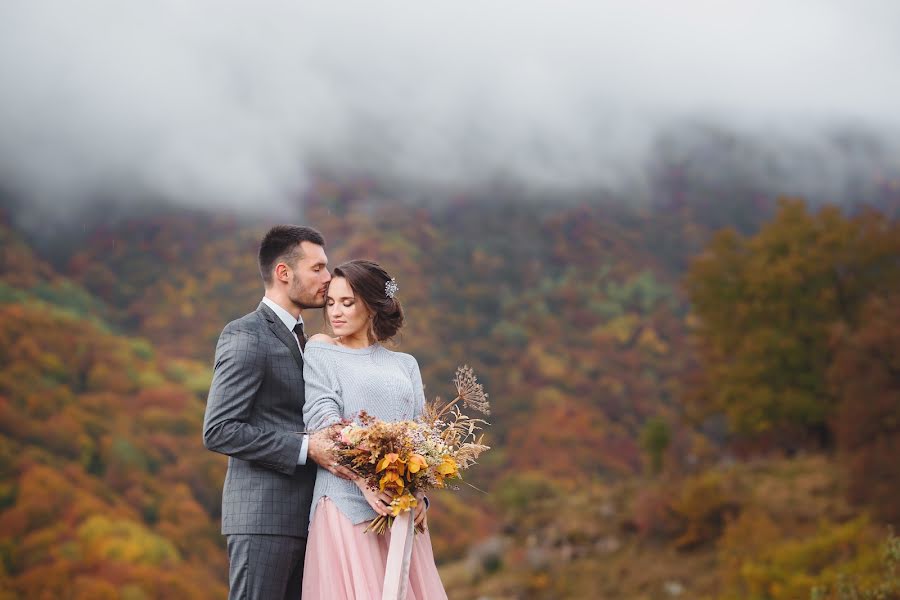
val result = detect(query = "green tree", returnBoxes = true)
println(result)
[640,416,671,474]
[686,199,900,442]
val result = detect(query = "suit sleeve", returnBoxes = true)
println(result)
[202,323,304,475]
[303,349,344,432]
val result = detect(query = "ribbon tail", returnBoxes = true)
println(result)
[382,510,415,600]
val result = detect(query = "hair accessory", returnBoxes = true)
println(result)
[385,277,399,299]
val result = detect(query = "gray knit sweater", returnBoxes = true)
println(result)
[303,340,426,526]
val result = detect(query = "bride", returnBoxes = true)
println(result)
[301,259,448,599]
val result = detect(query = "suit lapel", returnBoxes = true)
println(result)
[257,302,304,369]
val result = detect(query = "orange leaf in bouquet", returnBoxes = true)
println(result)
[390,493,418,517]
[406,454,427,481]
[379,470,405,493]
[376,452,403,473]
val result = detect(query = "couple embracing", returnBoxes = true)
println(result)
[202,225,447,599]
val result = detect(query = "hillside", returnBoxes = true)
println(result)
[440,455,897,599]
[0,179,898,598]
[0,243,226,597]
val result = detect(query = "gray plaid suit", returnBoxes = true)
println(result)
[203,302,316,599]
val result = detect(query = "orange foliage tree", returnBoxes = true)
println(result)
[829,293,900,525]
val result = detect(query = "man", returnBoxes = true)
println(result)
[203,225,353,599]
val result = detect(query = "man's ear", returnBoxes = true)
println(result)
[275,262,290,283]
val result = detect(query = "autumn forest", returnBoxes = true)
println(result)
[1,145,899,599]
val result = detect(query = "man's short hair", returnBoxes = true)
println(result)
[258,225,325,286]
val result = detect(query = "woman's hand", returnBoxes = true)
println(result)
[355,478,394,517]
[414,491,428,529]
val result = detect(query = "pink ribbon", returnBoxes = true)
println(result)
[382,510,415,600]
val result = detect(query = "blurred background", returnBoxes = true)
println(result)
[1,2,899,598]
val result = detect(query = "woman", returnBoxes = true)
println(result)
[301,259,448,599]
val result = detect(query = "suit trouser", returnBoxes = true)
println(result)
[227,534,308,600]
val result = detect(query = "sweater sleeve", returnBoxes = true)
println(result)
[303,347,344,432]
[405,354,427,419]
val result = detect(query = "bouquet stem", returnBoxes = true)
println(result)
[434,395,462,421]
[365,515,425,535]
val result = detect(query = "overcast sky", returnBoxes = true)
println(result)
[1,0,898,214]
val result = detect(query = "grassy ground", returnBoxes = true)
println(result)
[438,455,892,600]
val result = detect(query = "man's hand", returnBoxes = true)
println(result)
[307,428,355,480]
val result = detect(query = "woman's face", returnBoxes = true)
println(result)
[325,276,371,340]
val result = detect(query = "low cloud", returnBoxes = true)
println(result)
[0,0,898,217]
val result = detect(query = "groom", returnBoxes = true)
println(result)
[203,225,353,599]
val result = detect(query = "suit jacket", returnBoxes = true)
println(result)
[203,302,316,537]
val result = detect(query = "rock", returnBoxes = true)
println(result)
[526,547,550,570]
[664,580,685,596]
[595,535,621,554]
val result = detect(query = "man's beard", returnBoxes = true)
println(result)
[293,286,325,310]
[298,298,326,310]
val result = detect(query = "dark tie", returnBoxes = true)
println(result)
[293,322,307,352]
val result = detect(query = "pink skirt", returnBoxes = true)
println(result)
[302,498,448,600]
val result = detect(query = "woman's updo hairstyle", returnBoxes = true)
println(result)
[332,259,404,342]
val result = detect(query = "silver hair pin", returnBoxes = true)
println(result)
[385,277,399,299]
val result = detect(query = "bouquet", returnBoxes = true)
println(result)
[332,365,491,534]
